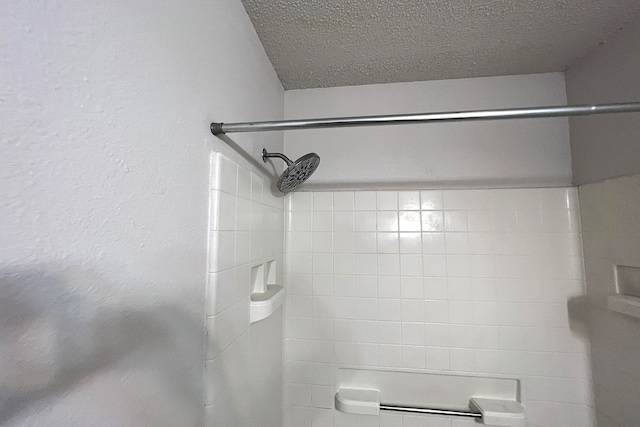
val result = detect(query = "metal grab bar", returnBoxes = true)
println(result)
[380,403,482,419]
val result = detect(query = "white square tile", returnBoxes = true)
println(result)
[421,211,445,232]
[334,192,355,210]
[449,301,474,324]
[401,277,424,299]
[466,189,493,210]
[234,264,251,301]
[443,190,468,210]
[425,346,450,370]
[313,192,333,210]
[424,300,449,323]
[402,300,425,322]
[356,298,379,320]
[313,211,333,231]
[402,346,426,368]
[423,255,447,277]
[209,231,236,272]
[334,297,356,319]
[334,211,355,231]
[355,211,377,231]
[355,191,377,210]
[206,308,234,359]
[235,231,251,265]
[377,211,399,231]
[334,253,355,274]
[399,191,421,210]
[422,232,445,254]
[425,323,449,347]
[444,211,468,232]
[378,254,400,276]
[420,190,443,210]
[377,191,398,210]
[313,253,333,274]
[424,278,448,300]
[312,232,333,253]
[334,275,355,296]
[291,210,313,232]
[449,325,474,348]
[207,269,235,315]
[378,276,401,298]
[445,233,469,254]
[356,275,378,297]
[292,192,314,210]
[356,320,379,343]
[379,299,402,321]
[450,348,475,371]
[377,232,399,253]
[356,254,378,275]
[357,414,381,427]
[492,210,517,232]
[380,413,403,427]
[334,319,357,342]
[399,211,422,231]
[356,232,377,253]
[379,344,402,367]
[447,277,472,301]
[236,165,251,199]
[250,173,263,204]
[312,340,333,362]
[491,189,517,210]
[334,231,355,253]
[402,322,425,344]
[356,343,380,366]
[235,197,251,231]
[311,385,334,409]
[467,211,493,232]
[400,232,422,253]
[400,254,423,276]
[313,274,334,296]
[379,321,402,343]
[312,319,334,341]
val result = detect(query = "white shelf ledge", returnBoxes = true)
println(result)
[250,285,285,324]
[608,294,640,319]
[470,397,526,427]
[335,388,380,415]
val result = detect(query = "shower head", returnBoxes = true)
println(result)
[262,148,320,193]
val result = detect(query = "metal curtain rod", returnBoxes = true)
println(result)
[210,102,640,135]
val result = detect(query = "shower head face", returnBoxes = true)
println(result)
[276,153,320,193]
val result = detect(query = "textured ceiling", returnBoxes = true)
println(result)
[240,0,640,89]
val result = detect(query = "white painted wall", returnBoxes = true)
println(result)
[283,188,593,427]
[284,73,571,190]
[579,175,640,426]
[0,0,283,425]
[566,18,640,185]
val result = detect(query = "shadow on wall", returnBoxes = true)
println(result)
[567,295,591,340]
[0,266,203,424]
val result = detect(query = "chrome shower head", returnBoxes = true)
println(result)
[262,148,320,193]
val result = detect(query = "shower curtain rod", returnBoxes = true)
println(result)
[210,101,640,135]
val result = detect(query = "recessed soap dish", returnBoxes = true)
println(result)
[608,265,640,319]
[249,260,285,324]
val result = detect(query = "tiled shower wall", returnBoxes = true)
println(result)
[579,174,640,426]
[284,188,593,427]
[206,153,284,427]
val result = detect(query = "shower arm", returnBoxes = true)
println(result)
[262,149,293,165]
[210,101,640,135]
